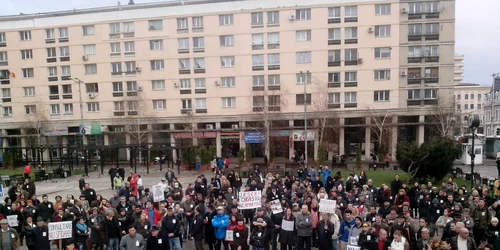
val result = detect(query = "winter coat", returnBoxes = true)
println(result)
[295,212,313,237]
[317,220,335,250]
[146,232,167,250]
[339,219,355,242]
[435,216,452,237]
[358,229,378,250]
[250,227,267,248]
[233,225,250,250]
[0,228,19,250]
[161,215,180,238]
[279,215,295,244]
[191,214,205,240]
[348,225,362,246]
[22,222,35,246]
[212,213,229,240]
[32,226,50,250]
[89,214,105,244]
[204,212,217,243]
[75,223,90,243]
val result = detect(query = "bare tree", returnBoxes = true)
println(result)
[311,79,338,145]
[430,105,457,137]
[367,108,394,157]
[124,92,154,164]
[24,104,49,146]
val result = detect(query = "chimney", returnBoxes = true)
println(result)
[128,0,135,5]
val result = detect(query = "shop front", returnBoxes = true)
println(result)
[173,131,217,147]
[243,130,290,158]
[221,132,240,157]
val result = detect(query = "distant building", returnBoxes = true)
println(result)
[453,83,489,135]
[454,55,464,84]
[483,77,500,136]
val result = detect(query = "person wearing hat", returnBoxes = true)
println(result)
[22,214,36,250]
[212,206,229,250]
[191,206,205,250]
[161,206,181,250]
[0,218,20,250]
[31,217,50,250]
[390,214,416,247]
[250,218,268,250]
[146,225,166,250]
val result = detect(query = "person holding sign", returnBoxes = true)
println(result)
[279,208,295,250]
[233,216,249,250]
[316,213,335,250]
[0,218,20,250]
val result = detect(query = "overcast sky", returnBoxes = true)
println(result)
[1,0,499,85]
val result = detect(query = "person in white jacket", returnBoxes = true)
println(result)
[330,213,341,250]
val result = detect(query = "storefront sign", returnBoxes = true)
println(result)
[173,132,216,139]
[270,130,290,137]
[244,131,265,144]
[79,123,102,135]
[293,130,316,141]
[44,125,69,136]
[221,132,240,140]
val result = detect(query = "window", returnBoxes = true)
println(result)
[408,46,422,57]
[423,2,439,13]
[222,97,236,108]
[181,99,192,110]
[153,100,166,110]
[464,104,469,110]
[83,44,96,55]
[221,56,235,67]
[0,52,7,62]
[128,101,138,111]
[268,54,280,66]
[425,23,439,34]
[179,59,190,69]
[62,84,72,95]
[125,61,136,73]
[424,67,439,78]
[409,2,422,14]
[251,12,264,26]
[267,11,279,25]
[61,66,71,76]
[85,64,97,75]
[253,76,265,86]
[328,93,341,104]
[424,89,437,99]
[109,23,120,34]
[124,41,135,54]
[252,34,264,46]
[60,46,70,57]
[253,96,264,108]
[328,28,341,41]
[221,77,236,88]
[150,60,164,71]
[345,72,357,82]
[193,37,204,50]
[296,9,311,20]
[196,98,207,109]
[127,81,138,92]
[2,89,11,98]
[407,90,421,100]
[193,17,204,28]
[49,86,59,96]
[47,67,58,77]
[471,94,475,100]
[344,92,357,103]
[22,68,34,78]
[24,87,35,96]
[296,30,311,41]
[21,50,33,59]
[345,27,358,39]
[424,45,439,56]
[220,35,234,46]
[478,104,482,109]
[114,101,125,111]
[296,52,311,64]
[345,6,358,17]
[20,31,31,41]
[25,105,36,115]
[123,22,134,33]
[345,49,358,61]
[149,20,163,30]
[59,27,69,38]
[178,38,189,50]
[180,79,191,89]
[329,72,340,83]
[219,14,234,25]
[177,18,188,30]
[50,104,60,115]
[113,82,123,92]
[87,102,100,112]
[328,50,341,62]
[252,55,264,67]
[471,104,475,109]
[296,94,312,105]
[110,43,121,55]
[408,24,422,35]
[0,33,5,43]
[86,83,98,93]
[2,106,12,117]
[195,78,206,89]
[375,25,391,37]
[150,40,163,51]
[194,58,205,69]
[111,62,122,75]
[328,7,341,19]
[296,73,311,84]
[82,25,95,36]
[374,90,390,101]
[375,47,391,59]
[375,4,391,15]
[268,75,280,85]
[151,80,165,91]
[374,70,391,80]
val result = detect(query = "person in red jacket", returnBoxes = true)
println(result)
[24,164,32,179]
[143,201,161,226]
[394,189,410,213]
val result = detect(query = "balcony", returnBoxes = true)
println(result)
[344,81,358,87]
[425,12,440,19]
[128,111,138,115]
[49,94,59,100]
[180,89,191,94]
[62,93,73,99]
[252,65,264,71]
[192,26,204,33]
[253,106,264,112]
[58,37,69,43]
[268,106,280,111]
[408,13,422,20]
[424,56,439,63]
[344,17,358,23]
[252,44,264,50]
[196,109,207,114]
[112,92,123,97]
[328,82,340,88]
[194,68,206,74]
[344,39,358,44]
[123,32,134,38]
[114,111,125,116]
[193,47,205,53]
[194,88,206,94]
[267,42,279,49]
[328,18,341,24]
[268,64,280,70]
[408,57,422,64]
[0,42,6,47]
[179,68,191,74]
[46,57,57,63]
[59,56,70,62]
[48,76,58,82]
[344,60,358,66]
[328,39,341,45]
[268,85,280,91]
[251,22,264,28]
[328,61,341,67]
[109,33,120,39]
[408,34,423,41]
[328,103,341,109]
[252,86,264,91]
[45,38,56,44]
[424,76,439,84]
[424,33,439,41]
[178,48,189,54]
[126,91,138,96]
[180,109,192,114]
[344,103,357,108]
[407,77,422,85]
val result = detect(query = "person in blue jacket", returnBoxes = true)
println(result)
[212,206,229,250]
[339,210,355,250]
[321,166,332,184]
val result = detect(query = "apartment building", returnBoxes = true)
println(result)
[453,83,489,135]
[454,55,464,84]
[0,0,455,161]
[483,76,500,137]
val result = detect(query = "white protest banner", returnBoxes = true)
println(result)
[225,230,233,241]
[238,191,261,209]
[152,185,164,202]
[6,215,18,227]
[48,221,73,240]
[269,199,282,214]
[281,220,294,231]
[319,199,336,213]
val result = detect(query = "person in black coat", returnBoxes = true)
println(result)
[191,206,205,250]
[146,226,167,250]
[31,217,50,250]
[358,224,377,250]
[317,213,335,250]
[204,205,217,250]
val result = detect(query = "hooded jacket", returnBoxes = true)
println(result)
[339,218,356,242]
[211,213,229,240]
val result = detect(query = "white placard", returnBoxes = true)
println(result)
[281,220,294,231]
[225,230,233,241]
[269,199,282,214]
[152,185,165,202]
[238,191,261,209]
[7,215,18,227]
[48,221,73,240]
[319,199,336,213]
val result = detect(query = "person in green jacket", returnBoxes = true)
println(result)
[114,175,125,191]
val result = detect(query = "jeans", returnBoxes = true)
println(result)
[331,239,338,250]
[196,163,201,171]
[169,237,182,250]
[107,238,119,250]
[184,217,193,239]
[77,242,85,250]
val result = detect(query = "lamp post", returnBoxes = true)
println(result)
[300,70,311,166]
[70,77,88,175]
[468,114,480,188]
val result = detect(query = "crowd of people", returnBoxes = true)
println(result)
[0,164,499,250]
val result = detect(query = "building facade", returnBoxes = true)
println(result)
[453,83,489,135]
[483,76,500,137]
[454,55,464,84]
[0,0,456,162]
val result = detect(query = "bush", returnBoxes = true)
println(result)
[245,146,252,162]
[237,148,245,165]
[317,144,328,165]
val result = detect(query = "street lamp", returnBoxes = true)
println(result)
[70,77,88,175]
[468,114,480,188]
[300,70,311,166]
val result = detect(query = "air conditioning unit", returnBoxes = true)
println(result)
[82,55,89,61]
[135,67,142,72]
[206,124,214,130]
[174,82,179,88]
[137,86,143,91]
[368,27,374,33]
[231,124,239,129]
[215,81,220,86]
[401,8,408,13]
[400,70,408,76]
[288,14,295,20]
[357,58,363,64]
[88,93,97,99]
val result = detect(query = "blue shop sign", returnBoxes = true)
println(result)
[244,131,265,144]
